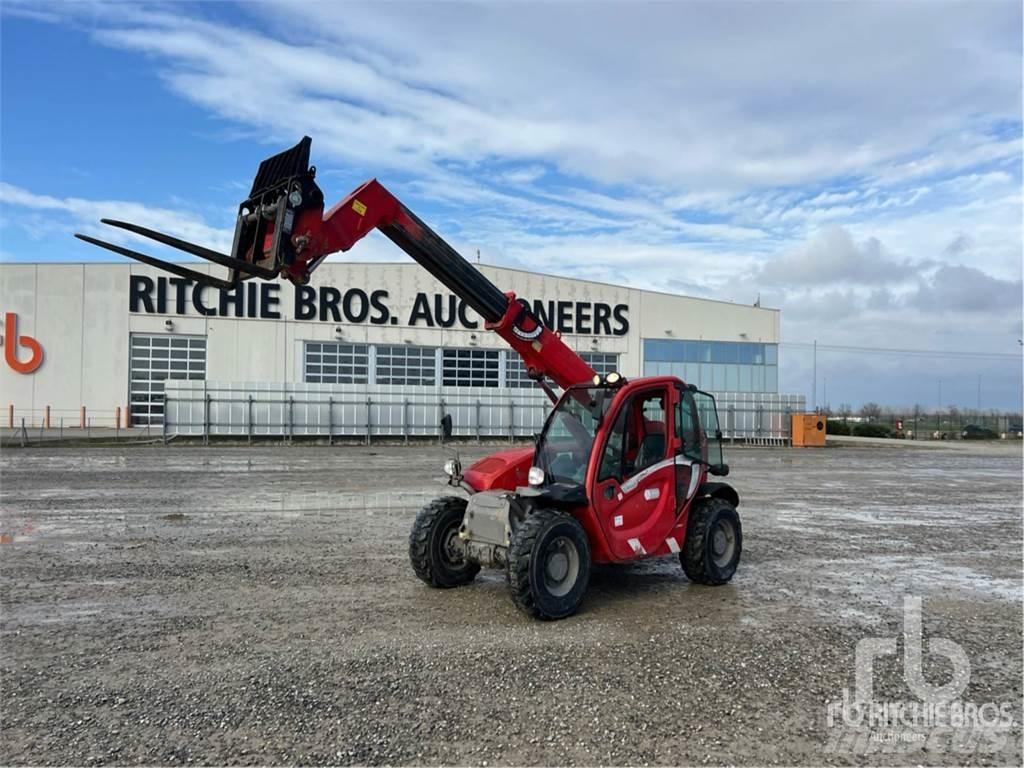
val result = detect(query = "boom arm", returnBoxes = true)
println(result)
[75,137,596,391]
[286,178,596,391]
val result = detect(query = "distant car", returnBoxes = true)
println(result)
[962,424,999,440]
[1008,423,1023,437]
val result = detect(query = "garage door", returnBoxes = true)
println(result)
[129,334,206,425]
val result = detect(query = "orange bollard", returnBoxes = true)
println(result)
[80,406,86,429]
[115,406,121,428]
[44,405,51,429]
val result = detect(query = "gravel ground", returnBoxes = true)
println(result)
[1,441,1021,766]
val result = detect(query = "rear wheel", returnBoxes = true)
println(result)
[508,509,591,620]
[681,497,742,585]
[409,497,480,588]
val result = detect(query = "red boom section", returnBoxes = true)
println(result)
[279,179,596,392]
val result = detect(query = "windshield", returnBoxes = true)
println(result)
[535,387,611,485]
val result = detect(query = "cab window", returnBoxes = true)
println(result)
[676,389,701,460]
[598,390,668,481]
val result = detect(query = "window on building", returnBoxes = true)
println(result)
[305,342,369,384]
[442,348,499,387]
[642,338,779,394]
[129,334,206,425]
[505,356,538,388]
[581,351,619,376]
[376,345,437,386]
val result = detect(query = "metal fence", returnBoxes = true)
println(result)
[829,411,1023,439]
[163,380,805,443]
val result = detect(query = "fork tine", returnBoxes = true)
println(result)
[74,234,237,290]
[99,219,276,278]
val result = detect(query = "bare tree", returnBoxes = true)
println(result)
[838,403,852,422]
[859,402,883,421]
[948,405,961,430]
[911,403,923,427]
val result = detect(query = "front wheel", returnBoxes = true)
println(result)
[681,497,742,585]
[507,509,591,620]
[409,497,480,588]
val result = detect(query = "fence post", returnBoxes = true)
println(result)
[475,399,482,443]
[88,417,92,439]
[20,417,26,447]
[44,405,51,429]
[203,393,211,446]
[327,396,334,446]
[80,406,86,429]
[509,400,515,444]
[365,397,372,446]
[247,395,253,446]
[287,396,294,444]
[439,398,446,445]
[402,398,409,444]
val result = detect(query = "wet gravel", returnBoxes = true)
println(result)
[1,442,1021,765]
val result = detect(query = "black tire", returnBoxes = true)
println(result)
[507,509,591,620]
[681,497,742,585]
[409,497,480,588]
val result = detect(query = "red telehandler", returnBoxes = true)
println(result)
[77,137,742,619]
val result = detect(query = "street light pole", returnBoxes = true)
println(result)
[812,339,817,412]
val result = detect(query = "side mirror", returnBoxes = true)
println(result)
[440,414,453,440]
[709,463,730,477]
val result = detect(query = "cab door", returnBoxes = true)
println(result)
[673,385,705,516]
[590,385,680,560]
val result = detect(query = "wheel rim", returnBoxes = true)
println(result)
[710,518,736,567]
[542,535,580,597]
[440,522,466,568]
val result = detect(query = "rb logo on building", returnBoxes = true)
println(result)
[3,312,43,374]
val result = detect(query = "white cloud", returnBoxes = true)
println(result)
[758,225,923,286]
[65,1,1018,192]
[910,265,1023,313]
[0,182,233,253]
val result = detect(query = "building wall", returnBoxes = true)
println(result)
[1,261,780,424]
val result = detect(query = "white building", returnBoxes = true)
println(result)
[1,261,789,433]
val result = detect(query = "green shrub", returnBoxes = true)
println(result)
[826,420,851,435]
[853,422,892,438]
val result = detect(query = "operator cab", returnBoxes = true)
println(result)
[530,376,728,499]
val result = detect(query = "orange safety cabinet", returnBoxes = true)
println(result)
[791,413,827,447]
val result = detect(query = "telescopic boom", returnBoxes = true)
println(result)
[76,137,597,392]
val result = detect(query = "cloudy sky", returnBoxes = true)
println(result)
[2,1,1021,410]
